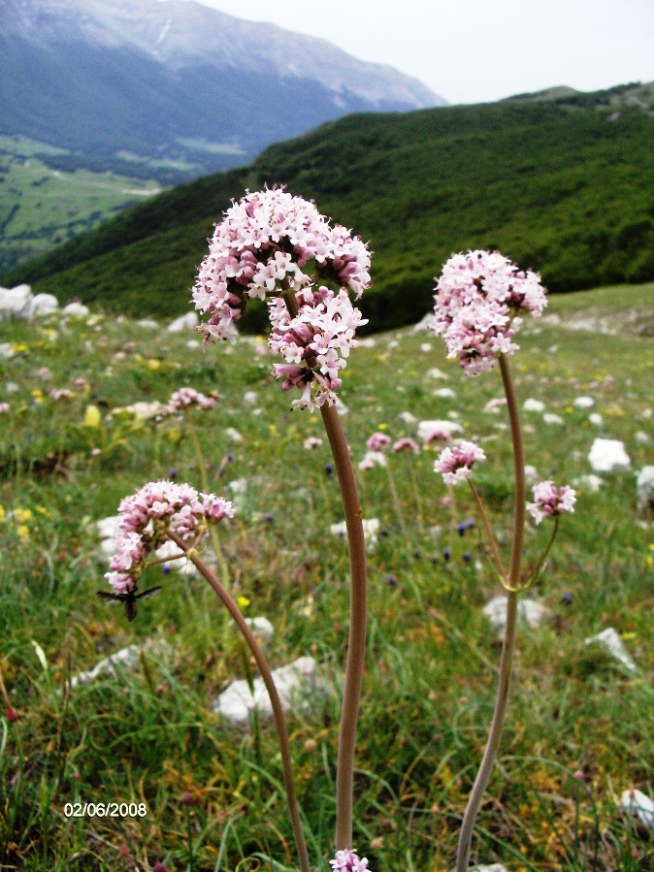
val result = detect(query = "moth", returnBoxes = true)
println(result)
[96,585,162,622]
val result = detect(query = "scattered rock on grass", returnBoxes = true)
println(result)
[583,627,638,673]
[588,438,630,472]
[167,312,199,332]
[69,640,168,689]
[636,466,654,511]
[483,595,549,635]
[213,656,331,726]
[619,789,654,829]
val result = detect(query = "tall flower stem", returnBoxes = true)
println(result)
[168,532,311,872]
[320,402,368,851]
[455,353,525,871]
[282,285,368,849]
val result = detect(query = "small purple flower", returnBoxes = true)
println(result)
[526,480,577,524]
[330,848,369,871]
[435,441,486,486]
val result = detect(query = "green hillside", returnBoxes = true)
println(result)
[3,83,654,332]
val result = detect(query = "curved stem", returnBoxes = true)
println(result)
[320,402,368,851]
[455,590,518,871]
[455,353,525,871]
[168,532,311,872]
[467,479,507,582]
[521,516,559,590]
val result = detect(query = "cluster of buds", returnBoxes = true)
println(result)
[105,481,233,593]
[432,249,547,374]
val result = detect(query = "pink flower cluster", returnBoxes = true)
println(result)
[435,440,486,486]
[267,286,367,409]
[366,432,391,452]
[432,250,547,374]
[526,480,577,524]
[105,481,234,594]
[48,389,73,400]
[330,848,369,871]
[393,437,420,454]
[192,187,371,343]
[165,387,217,413]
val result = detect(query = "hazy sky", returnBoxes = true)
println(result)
[187,0,654,104]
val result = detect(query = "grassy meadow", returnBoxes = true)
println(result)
[0,135,165,276]
[0,281,653,871]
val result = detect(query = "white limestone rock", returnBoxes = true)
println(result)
[167,311,199,332]
[331,518,380,553]
[483,595,549,636]
[417,419,463,440]
[543,413,564,425]
[62,302,90,317]
[583,627,637,672]
[0,284,33,318]
[29,293,60,316]
[572,474,603,493]
[620,789,654,829]
[70,645,141,689]
[213,656,330,726]
[69,640,169,689]
[245,616,274,643]
[636,466,654,511]
[588,438,630,472]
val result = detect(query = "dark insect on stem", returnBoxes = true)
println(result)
[96,586,162,622]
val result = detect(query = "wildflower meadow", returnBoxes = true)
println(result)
[0,191,653,872]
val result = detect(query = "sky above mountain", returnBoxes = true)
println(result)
[181,0,654,104]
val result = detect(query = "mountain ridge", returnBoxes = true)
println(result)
[4,84,654,334]
[0,0,444,167]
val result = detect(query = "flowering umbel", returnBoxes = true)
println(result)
[192,187,370,409]
[435,441,486,486]
[432,250,547,374]
[104,481,234,594]
[165,387,217,413]
[526,480,577,524]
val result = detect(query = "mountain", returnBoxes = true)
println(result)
[0,0,444,175]
[3,83,654,334]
